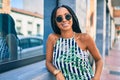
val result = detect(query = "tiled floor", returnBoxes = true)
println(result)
[101,39,120,80]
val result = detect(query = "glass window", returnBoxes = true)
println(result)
[28,31,32,35]
[0,0,44,73]
[37,24,40,34]
[19,39,30,49]
[17,27,21,34]
[27,22,33,35]
[30,38,43,47]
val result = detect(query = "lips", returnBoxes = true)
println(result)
[62,23,69,27]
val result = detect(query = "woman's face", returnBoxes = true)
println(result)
[55,7,73,31]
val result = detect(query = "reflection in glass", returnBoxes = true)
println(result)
[0,0,44,73]
[18,36,43,59]
[0,14,18,63]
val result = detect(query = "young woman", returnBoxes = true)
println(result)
[0,14,18,63]
[46,5,103,80]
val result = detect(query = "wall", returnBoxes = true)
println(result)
[23,0,43,15]
[44,0,57,53]
[96,0,106,57]
[76,0,87,33]
[10,12,43,36]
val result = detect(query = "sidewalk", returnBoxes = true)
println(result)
[101,39,120,80]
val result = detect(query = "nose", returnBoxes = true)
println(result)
[62,16,67,22]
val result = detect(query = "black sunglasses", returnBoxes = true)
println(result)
[55,14,72,22]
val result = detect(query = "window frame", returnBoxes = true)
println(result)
[0,55,45,73]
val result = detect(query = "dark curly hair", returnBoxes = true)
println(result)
[51,5,82,34]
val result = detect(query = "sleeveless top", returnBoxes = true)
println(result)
[53,36,94,80]
[0,37,10,62]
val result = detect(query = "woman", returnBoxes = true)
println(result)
[0,14,18,63]
[46,5,103,80]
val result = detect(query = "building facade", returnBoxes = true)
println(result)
[0,0,43,36]
[23,0,43,15]
[11,8,43,36]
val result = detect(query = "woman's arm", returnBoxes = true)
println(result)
[6,34,18,60]
[85,34,103,80]
[46,34,57,74]
[46,34,65,80]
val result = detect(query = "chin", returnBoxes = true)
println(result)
[61,27,72,31]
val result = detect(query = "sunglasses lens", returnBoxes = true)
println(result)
[56,16,62,22]
[56,14,72,22]
[65,14,71,20]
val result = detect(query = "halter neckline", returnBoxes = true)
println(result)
[60,32,75,39]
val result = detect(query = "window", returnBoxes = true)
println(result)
[17,27,21,34]
[37,24,40,34]
[28,21,32,24]
[0,0,44,73]
[28,31,32,35]
[16,20,22,34]
[27,21,33,35]
[30,38,43,47]
[17,35,43,60]
[20,39,30,49]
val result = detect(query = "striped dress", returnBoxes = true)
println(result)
[0,37,10,62]
[53,37,94,80]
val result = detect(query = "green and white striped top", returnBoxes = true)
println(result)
[53,37,94,80]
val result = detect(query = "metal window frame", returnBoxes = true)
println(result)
[0,55,45,73]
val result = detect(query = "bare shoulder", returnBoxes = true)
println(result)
[48,33,59,40]
[80,33,90,40]
[47,33,60,45]
[76,33,95,50]
[76,33,91,42]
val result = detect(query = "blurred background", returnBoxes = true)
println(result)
[0,0,120,80]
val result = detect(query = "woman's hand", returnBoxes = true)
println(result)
[56,72,65,80]
[91,77,100,80]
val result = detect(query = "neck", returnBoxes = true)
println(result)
[61,30,74,38]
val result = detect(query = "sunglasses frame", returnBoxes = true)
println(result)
[55,14,72,23]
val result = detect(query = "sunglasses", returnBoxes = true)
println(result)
[55,14,72,22]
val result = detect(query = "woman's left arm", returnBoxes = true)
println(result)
[86,34,103,80]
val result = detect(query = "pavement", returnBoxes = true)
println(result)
[101,38,120,80]
[0,60,55,80]
[0,60,46,80]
